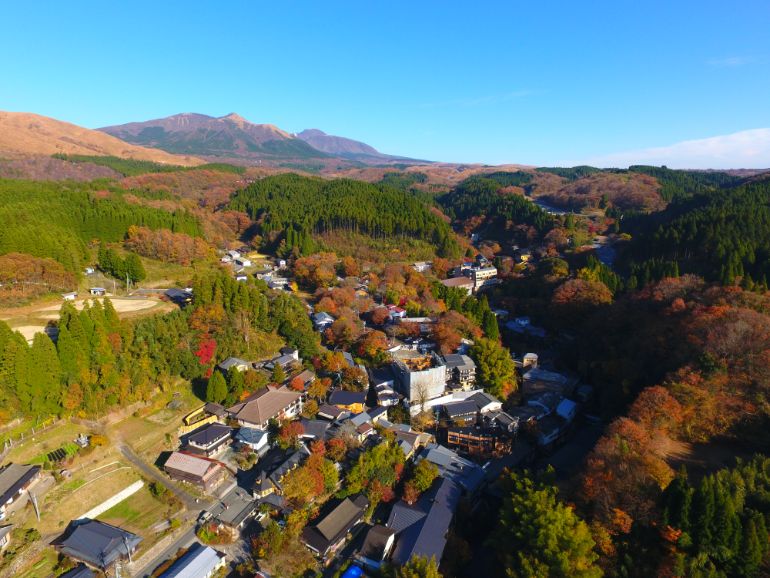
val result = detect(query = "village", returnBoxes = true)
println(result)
[0,236,602,578]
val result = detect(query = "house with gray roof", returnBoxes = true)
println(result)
[0,463,41,520]
[386,477,461,566]
[183,423,232,457]
[54,519,141,571]
[159,542,226,578]
[301,495,369,558]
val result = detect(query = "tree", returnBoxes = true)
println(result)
[488,470,602,578]
[470,338,517,399]
[206,371,227,404]
[411,459,439,493]
[27,333,62,415]
[271,363,286,384]
[393,556,442,578]
[277,420,304,449]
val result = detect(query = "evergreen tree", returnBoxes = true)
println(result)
[206,371,228,404]
[27,334,62,415]
[226,367,246,405]
[271,363,286,384]
[487,470,602,578]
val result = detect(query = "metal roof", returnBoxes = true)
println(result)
[159,542,224,578]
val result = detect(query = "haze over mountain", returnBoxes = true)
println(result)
[100,112,426,166]
[0,111,203,166]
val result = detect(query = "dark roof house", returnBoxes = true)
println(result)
[184,423,232,457]
[301,495,369,557]
[0,463,41,516]
[54,519,142,570]
[386,477,461,566]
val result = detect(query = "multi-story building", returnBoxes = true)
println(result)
[390,350,447,413]
[442,354,477,390]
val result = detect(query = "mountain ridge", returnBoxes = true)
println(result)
[100,112,428,166]
[0,111,204,166]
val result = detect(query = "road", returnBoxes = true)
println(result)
[130,524,197,577]
[118,444,210,511]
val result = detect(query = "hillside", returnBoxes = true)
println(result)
[296,128,427,164]
[100,112,328,163]
[228,173,462,259]
[0,111,203,166]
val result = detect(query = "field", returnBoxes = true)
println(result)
[1,381,202,576]
[0,295,175,342]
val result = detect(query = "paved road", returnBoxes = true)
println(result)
[130,524,197,577]
[118,444,208,511]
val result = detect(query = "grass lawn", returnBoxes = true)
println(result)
[98,484,180,535]
[38,465,140,534]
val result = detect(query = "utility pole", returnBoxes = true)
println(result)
[30,491,40,522]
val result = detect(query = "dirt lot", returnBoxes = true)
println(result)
[0,295,174,341]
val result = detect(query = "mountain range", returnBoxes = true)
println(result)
[99,113,426,166]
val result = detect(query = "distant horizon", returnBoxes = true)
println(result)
[1,1,768,168]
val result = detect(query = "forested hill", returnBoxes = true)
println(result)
[0,179,201,273]
[619,175,770,286]
[438,172,553,234]
[227,173,462,257]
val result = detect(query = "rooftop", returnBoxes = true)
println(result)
[159,542,225,578]
[164,452,220,478]
[54,519,141,570]
[186,423,232,447]
[301,495,369,554]
[0,463,40,506]
[228,388,302,426]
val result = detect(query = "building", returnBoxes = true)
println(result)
[386,477,461,566]
[470,266,498,291]
[217,357,251,373]
[184,423,232,457]
[235,427,269,455]
[317,403,349,422]
[228,388,303,429]
[312,312,335,331]
[227,250,241,260]
[0,463,41,520]
[159,542,227,578]
[89,287,106,296]
[165,288,193,306]
[412,261,432,273]
[213,487,259,531]
[61,291,77,301]
[0,524,11,551]
[328,390,367,414]
[445,426,512,457]
[415,444,485,493]
[357,525,396,570]
[391,351,447,413]
[252,446,311,498]
[442,354,476,390]
[179,403,225,437]
[301,495,369,558]
[163,452,226,492]
[299,418,331,441]
[235,257,252,268]
[439,276,474,296]
[522,367,579,397]
[54,519,141,571]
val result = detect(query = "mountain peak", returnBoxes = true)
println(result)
[222,112,248,124]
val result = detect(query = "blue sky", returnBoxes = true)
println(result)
[2,1,769,167]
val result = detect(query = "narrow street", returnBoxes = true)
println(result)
[118,444,210,511]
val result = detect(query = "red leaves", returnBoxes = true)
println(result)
[194,338,217,366]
